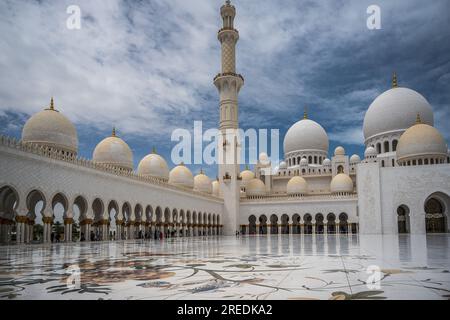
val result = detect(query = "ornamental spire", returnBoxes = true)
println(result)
[392,72,398,88]
[112,126,116,137]
[49,97,55,110]
[151,146,157,154]
[303,106,308,119]
[416,113,422,124]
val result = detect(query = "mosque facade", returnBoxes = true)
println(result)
[0,1,449,244]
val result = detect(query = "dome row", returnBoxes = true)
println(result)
[21,99,219,195]
[245,173,354,196]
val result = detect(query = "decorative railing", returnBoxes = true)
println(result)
[218,27,239,34]
[213,72,244,82]
[241,193,358,203]
[0,135,222,202]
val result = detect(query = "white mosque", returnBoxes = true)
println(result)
[0,1,449,244]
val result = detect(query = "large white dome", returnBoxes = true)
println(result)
[93,129,134,171]
[284,118,329,155]
[169,163,194,188]
[286,176,308,195]
[137,148,169,179]
[240,166,255,186]
[194,170,212,193]
[363,87,434,140]
[246,178,266,197]
[22,98,78,154]
[397,119,447,162]
[330,173,354,194]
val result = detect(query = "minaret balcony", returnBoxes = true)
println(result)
[214,72,244,82]
[218,27,239,34]
[218,28,239,42]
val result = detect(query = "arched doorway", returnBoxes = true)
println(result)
[259,215,267,234]
[397,205,410,234]
[303,214,312,234]
[270,214,278,234]
[51,193,68,242]
[327,213,336,234]
[315,213,324,234]
[281,214,289,234]
[73,196,87,241]
[26,189,46,242]
[425,195,448,233]
[0,185,19,243]
[339,213,348,234]
[248,215,256,235]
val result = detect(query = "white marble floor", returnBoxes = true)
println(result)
[0,234,449,300]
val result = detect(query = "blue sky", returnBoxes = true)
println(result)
[0,0,449,178]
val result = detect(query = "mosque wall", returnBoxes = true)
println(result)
[358,162,450,234]
[356,162,383,234]
[378,164,450,234]
[0,145,223,221]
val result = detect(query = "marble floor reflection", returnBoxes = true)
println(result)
[0,234,449,300]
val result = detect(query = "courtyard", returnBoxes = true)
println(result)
[0,234,449,300]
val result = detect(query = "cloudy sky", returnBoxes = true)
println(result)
[0,0,449,177]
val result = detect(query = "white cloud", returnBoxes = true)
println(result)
[0,0,448,150]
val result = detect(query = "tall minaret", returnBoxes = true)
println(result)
[214,0,244,236]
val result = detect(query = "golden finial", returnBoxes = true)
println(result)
[151,146,156,154]
[49,97,55,110]
[112,126,116,137]
[303,106,308,119]
[200,168,204,174]
[180,161,185,166]
[245,164,249,170]
[392,72,398,88]
[416,113,422,124]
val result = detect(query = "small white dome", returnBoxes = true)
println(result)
[194,170,212,193]
[363,86,434,140]
[212,179,220,196]
[246,178,266,197]
[286,176,308,195]
[300,157,308,166]
[93,129,133,170]
[137,148,169,179]
[259,152,270,165]
[283,117,329,155]
[279,161,287,169]
[364,146,377,158]
[334,146,345,156]
[350,154,361,163]
[322,158,331,166]
[330,173,354,194]
[22,98,78,154]
[397,117,447,162]
[169,163,194,188]
[240,166,255,184]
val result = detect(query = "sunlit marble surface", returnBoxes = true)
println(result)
[0,234,449,300]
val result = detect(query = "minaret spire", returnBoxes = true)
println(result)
[416,113,422,124]
[392,72,398,88]
[214,0,244,130]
